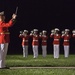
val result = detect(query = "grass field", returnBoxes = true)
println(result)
[6,55,75,67]
[0,55,75,75]
[0,68,75,75]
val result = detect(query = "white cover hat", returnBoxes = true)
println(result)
[65,29,70,32]
[24,30,28,33]
[55,28,60,31]
[33,29,38,32]
[42,30,47,33]
[0,11,4,16]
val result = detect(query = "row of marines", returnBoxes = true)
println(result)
[19,28,75,58]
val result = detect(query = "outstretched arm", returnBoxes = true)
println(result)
[1,14,17,27]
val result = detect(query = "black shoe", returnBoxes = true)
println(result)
[0,67,9,69]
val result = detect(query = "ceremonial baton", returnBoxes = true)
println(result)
[15,7,18,15]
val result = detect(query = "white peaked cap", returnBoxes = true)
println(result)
[72,30,75,33]
[42,30,47,33]
[0,11,4,16]
[65,29,70,32]
[55,28,60,31]
[33,29,38,32]
[24,30,28,33]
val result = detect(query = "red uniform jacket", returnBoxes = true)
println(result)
[61,35,70,45]
[40,35,48,46]
[19,35,29,46]
[50,34,61,45]
[30,35,39,46]
[0,20,14,44]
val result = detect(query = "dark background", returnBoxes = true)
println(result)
[0,0,75,54]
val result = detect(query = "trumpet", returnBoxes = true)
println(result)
[30,30,34,35]
[61,31,65,34]
[19,31,23,36]
[39,32,42,36]
[72,30,75,35]
[72,30,75,33]
[61,31,66,36]
[39,32,42,35]
[51,29,55,35]
[20,31,23,34]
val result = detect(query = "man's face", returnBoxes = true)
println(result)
[34,31,38,34]
[55,30,58,34]
[0,15,5,21]
[43,32,46,35]
[23,32,27,35]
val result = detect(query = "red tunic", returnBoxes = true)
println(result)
[50,34,61,45]
[61,35,70,45]
[31,35,39,46]
[0,20,13,43]
[40,35,48,46]
[19,35,29,46]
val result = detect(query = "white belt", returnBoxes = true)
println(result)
[33,40,38,42]
[73,34,75,35]
[23,40,28,42]
[54,39,59,41]
[0,32,10,34]
[42,41,46,42]
[64,40,69,42]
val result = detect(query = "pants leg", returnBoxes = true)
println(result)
[33,46,38,58]
[25,46,28,57]
[42,46,47,57]
[53,45,59,58]
[64,45,69,57]
[22,46,28,57]
[0,43,8,68]
[2,43,9,67]
[0,44,3,68]
[36,46,38,58]
[4,43,9,58]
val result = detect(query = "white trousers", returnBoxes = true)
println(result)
[53,45,59,58]
[42,46,47,57]
[64,45,69,58]
[22,46,28,57]
[33,46,38,58]
[0,43,8,68]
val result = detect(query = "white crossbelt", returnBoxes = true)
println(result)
[64,40,69,42]
[0,32,10,34]
[42,40,47,42]
[33,40,38,42]
[23,40,28,42]
[54,39,59,41]
[73,34,75,35]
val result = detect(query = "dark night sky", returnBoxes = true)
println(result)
[0,0,75,54]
